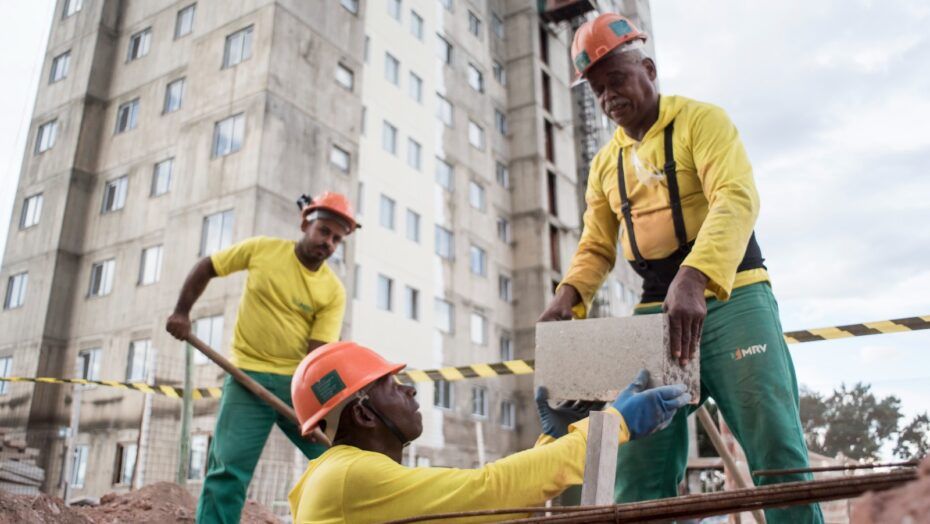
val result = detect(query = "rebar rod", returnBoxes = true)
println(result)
[752,460,919,476]
[385,470,915,524]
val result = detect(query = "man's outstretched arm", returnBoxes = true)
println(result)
[166,257,218,341]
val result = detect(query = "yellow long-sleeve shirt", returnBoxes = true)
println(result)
[288,409,630,523]
[561,95,769,316]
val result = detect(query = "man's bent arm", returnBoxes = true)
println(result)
[174,257,218,315]
[330,411,630,521]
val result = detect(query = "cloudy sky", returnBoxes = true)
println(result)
[1,1,927,436]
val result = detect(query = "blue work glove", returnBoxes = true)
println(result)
[535,387,606,439]
[612,369,691,440]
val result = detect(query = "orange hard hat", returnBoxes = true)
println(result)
[300,191,360,232]
[571,13,648,82]
[291,341,405,439]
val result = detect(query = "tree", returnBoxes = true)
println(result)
[799,383,902,460]
[894,412,930,460]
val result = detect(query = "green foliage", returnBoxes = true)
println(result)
[799,383,902,460]
[894,412,930,460]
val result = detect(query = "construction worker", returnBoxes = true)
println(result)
[538,13,823,523]
[287,341,691,523]
[165,192,359,524]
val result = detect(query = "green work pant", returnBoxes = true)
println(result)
[614,282,823,523]
[196,370,326,524]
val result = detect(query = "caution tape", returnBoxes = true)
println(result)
[397,314,930,384]
[0,376,222,400]
[2,315,928,392]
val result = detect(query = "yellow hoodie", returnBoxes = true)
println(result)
[561,95,769,315]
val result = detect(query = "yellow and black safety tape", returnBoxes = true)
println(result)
[2,314,928,393]
[0,376,222,400]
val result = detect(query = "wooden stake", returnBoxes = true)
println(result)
[580,410,622,505]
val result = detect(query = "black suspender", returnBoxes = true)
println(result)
[616,120,689,270]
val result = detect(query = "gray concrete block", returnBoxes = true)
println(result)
[534,314,699,403]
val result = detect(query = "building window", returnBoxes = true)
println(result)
[151,158,173,196]
[388,0,402,20]
[469,245,487,277]
[500,400,515,429]
[127,28,152,61]
[381,121,398,154]
[544,119,555,162]
[88,259,115,297]
[467,64,484,92]
[493,60,506,85]
[336,63,355,90]
[438,0,452,11]
[20,194,43,229]
[76,347,101,381]
[101,175,128,213]
[329,145,350,173]
[539,25,549,65]
[126,339,150,382]
[410,11,424,39]
[549,225,561,272]
[212,113,245,157]
[495,109,507,134]
[498,273,514,301]
[50,51,70,83]
[435,158,453,190]
[0,357,11,395]
[404,286,419,320]
[71,445,89,488]
[223,26,253,68]
[467,11,482,37]
[499,335,513,361]
[496,216,511,243]
[113,443,137,485]
[379,194,396,230]
[175,4,196,38]
[164,78,185,113]
[35,120,58,154]
[201,210,234,256]
[376,274,393,311]
[62,0,83,18]
[435,226,454,260]
[496,162,510,188]
[115,99,140,134]
[341,0,359,14]
[138,245,163,285]
[434,298,453,333]
[433,380,452,409]
[436,34,453,65]
[468,120,484,149]
[492,13,505,40]
[408,72,423,103]
[541,71,552,112]
[406,209,420,243]
[331,243,345,265]
[193,315,223,364]
[547,170,558,216]
[436,94,453,127]
[468,181,485,211]
[470,312,487,345]
[4,273,27,310]
[471,386,487,417]
[407,138,422,170]
[384,52,400,85]
[188,434,209,480]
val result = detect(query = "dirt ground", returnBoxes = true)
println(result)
[850,457,930,524]
[0,482,280,523]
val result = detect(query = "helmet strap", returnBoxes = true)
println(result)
[357,393,410,447]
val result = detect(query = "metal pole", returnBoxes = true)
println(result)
[177,343,193,484]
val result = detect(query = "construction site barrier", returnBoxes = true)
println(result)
[2,314,927,394]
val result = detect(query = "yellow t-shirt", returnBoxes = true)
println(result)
[288,409,630,523]
[211,236,345,375]
[561,96,770,316]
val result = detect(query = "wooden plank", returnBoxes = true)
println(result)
[580,410,622,506]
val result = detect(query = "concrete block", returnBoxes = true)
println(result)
[534,314,699,403]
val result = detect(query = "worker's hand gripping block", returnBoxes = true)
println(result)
[534,314,700,403]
